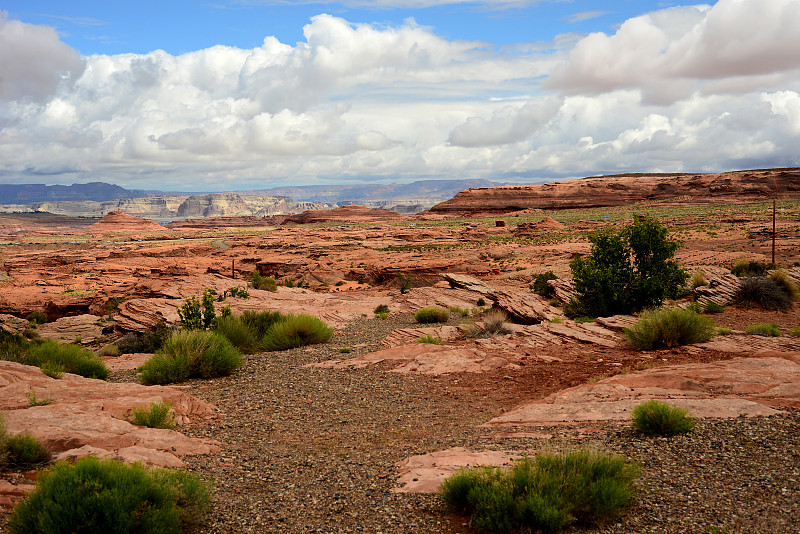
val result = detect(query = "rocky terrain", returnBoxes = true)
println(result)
[1,171,800,532]
[429,168,800,215]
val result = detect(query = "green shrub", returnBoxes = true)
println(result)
[690,269,708,288]
[417,334,442,344]
[569,216,688,318]
[734,276,793,311]
[397,272,412,294]
[703,301,726,314]
[745,323,781,337]
[716,327,732,335]
[477,298,486,307]
[373,304,390,314]
[226,286,250,299]
[139,330,243,385]
[26,391,51,406]
[339,347,351,354]
[261,314,333,351]
[27,340,109,380]
[4,433,52,469]
[374,311,388,320]
[6,456,212,534]
[574,316,595,324]
[624,307,716,350]
[440,450,638,533]
[117,324,172,354]
[39,361,65,379]
[414,306,450,324]
[129,401,175,429]
[240,310,283,338]
[768,269,800,301]
[449,305,470,317]
[97,344,120,357]
[106,296,125,316]
[731,259,773,277]
[790,326,800,337]
[177,290,216,330]
[531,271,557,298]
[631,399,696,436]
[251,271,278,292]
[214,314,259,353]
[26,311,47,325]
[0,330,30,364]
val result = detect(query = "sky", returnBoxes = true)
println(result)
[1,0,799,192]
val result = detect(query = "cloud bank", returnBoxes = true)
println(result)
[1,0,799,190]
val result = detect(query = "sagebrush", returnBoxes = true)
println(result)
[624,307,715,350]
[631,400,696,436]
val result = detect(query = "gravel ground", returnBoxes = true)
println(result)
[171,313,800,534]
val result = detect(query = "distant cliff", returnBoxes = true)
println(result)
[0,193,334,219]
[0,182,159,203]
[428,169,800,215]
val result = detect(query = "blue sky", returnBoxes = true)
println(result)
[1,0,799,192]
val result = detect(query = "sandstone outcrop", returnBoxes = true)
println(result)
[429,168,800,215]
[85,210,167,233]
[282,204,403,224]
[394,448,522,493]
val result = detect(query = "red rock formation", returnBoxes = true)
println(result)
[282,204,404,224]
[85,210,167,232]
[429,168,800,215]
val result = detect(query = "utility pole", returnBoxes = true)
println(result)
[772,199,776,265]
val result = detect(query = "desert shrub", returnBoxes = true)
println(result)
[97,344,120,357]
[397,272,412,294]
[241,310,283,338]
[631,400,696,436]
[39,361,65,379]
[374,311,388,320]
[569,216,688,318]
[26,391,51,406]
[768,269,800,301]
[716,327,732,335]
[374,304,390,315]
[0,330,29,364]
[26,311,47,325]
[746,323,781,337]
[339,347,351,354]
[703,301,726,314]
[790,326,800,338]
[414,306,450,324]
[476,298,486,307]
[117,324,172,354]
[3,433,52,469]
[225,286,250,299]
[531,271,557,298]
[106,296,125,316]
[129,401,176,430]
[417,334,442,345]
[214,314,259,353]
[450,305,470,317]
[574,316,595,324]
[685,301,703,314]
[177,290,216,330]
[251,271,278,292]
[730,259,773,277]
[139,330,243,385]
[261,314,334,351]
[690,269,708,288]
[27,340,109,380]
[6,456,212,534]
[440,450,639,533]
[734,276,793,311]
[483,310,512,336]
[624,307,716,350]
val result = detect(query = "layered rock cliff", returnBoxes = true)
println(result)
[428,168,800,215]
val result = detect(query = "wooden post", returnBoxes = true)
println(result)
[232,259,235,279]
[772,200,776,265]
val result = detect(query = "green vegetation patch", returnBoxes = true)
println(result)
[624,307,716,350]
[129,401,176,430]
[26,340,109,380]
[261,314,334,352]
[414,306,450,324]
[745,323,781,337]
[631,399,696,436]
[139,330,243,385]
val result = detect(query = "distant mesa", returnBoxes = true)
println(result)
[428,168,800,215]
[282,204,405,224]
[85,210,167,232]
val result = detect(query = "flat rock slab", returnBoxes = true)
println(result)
[36,314,106,344]
[0,480,37,514]
[394,447,523,493]
[485,355,799,427]
[0,360,219,467]
[102,352,152,372]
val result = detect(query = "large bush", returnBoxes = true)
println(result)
[440,450,639,533]
[734,276,793,311]
[569,216,688,318]
[26,340,109,380]
[7,457,212,534]
[414,306,450,324]
[631,400,696,436]
[139,330,243,385]
[624,307,716,350]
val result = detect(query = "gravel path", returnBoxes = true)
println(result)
[172,313,800,534]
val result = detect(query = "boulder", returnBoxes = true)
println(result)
[394,448,523,493]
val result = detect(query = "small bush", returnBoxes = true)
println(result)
[477,298,486,307]
[26,391,52,406]
[261,314,334,351]
[97,344,120,357]
[450,305,470,317]
[734,276,793,311]
[440,450,639,533]
[139,330,243,385]
[717,327,732,335]
[397,272,412,294]
[226,286,250,299]
[769,269,800,301]
[26,311,47,325]
[574,316,595,324]
[39,361,65,379]
[374,311,388,320]
[704,301,726,314]
[0,330,30,364]
[4,433,52,469]
[531,271,557,298]
[631,399,696,436]
[130,401,176,429]
[746,323,781,337]
[731,259,773,277]
[414,306,450,324]
[251,271,278,292]
[374,304,390,314]
[624,307,716,350]
[690,269,708,288]
[117,324,173,354]
[214,314,260,354]
[417,334,442,344]
[789,326,800,337]
[339,347,351,354]
[27,340,109,380]
[240,310,283,339]
[6,456,212,534]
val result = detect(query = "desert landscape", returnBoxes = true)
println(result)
[1,170,800,533]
